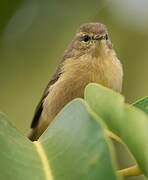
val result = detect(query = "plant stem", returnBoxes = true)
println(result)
[105,130,123,144]
[106,130,143,177]
[118,165,142,177]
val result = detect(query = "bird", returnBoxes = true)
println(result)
[28,22,123,141]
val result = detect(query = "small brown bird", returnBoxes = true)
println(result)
[28,22,123,141]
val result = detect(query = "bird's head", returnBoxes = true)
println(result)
[64,22,113,59]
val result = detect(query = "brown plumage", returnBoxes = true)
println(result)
[28,22,123,141]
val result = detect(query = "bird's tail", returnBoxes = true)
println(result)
[28,122,49,141]
[27,129,39,141]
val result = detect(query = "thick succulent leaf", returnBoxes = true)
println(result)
[0,113,45,180]
[0,99,119,180]
[133,97,148,115]
[85,83,148,177]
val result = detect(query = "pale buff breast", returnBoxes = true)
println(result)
[90,55,123,92]
[62,51,123,92]
[40,51,123,130]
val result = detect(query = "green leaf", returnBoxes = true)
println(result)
[133,97,148,115]
[0,99,119,180]
[85,83,148,177]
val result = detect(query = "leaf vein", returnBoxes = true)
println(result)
[33,141,53,180]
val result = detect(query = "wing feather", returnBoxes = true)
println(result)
[31,64,62,128]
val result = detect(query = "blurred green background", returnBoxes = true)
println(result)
[0,0,148,179]
[1,0,148,133]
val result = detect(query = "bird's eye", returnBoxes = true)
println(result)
[105,34,108,40]
[81,35,91,42]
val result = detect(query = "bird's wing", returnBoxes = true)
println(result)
[31,64,62,128]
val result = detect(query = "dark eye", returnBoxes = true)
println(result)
[105,34,108,40]
[82,35,91,42]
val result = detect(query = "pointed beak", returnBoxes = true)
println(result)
[91,35,106,57]
[94,35,105,41]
